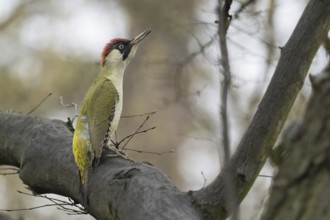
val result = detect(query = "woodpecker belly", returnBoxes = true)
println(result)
[103,94,122,149]
[105,74,123,144]
[108,97,122,138]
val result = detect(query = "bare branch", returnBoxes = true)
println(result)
[59,96,78,110]
[120,115,154,150]
[234,0,256,18]
[0,191,86,215]
[201,171,207,188]
[0,167,19,175]
[217,0,232,164]
[125,148,175,156]
[174,34,218,100]
[117,126,156,147]
[217,0,239,219]
[121,111,156,118]
[193,0,330,219]
[27,92,52,115]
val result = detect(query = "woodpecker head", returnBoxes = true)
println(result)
[101,29,151,68]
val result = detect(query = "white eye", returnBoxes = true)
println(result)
[118,44,124,50]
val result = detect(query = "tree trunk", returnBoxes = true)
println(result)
[262,63,330,220]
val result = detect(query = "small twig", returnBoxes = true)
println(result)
[59,97,78,132]
[201,171,207,188]
[234,0,256,18]
[27,92,52,115]
[121,115,152,150]
[143,34,217,101]
[0,192,84,214]
[177,34,217,67]
[59,96,78,110]
[125,148,175,155]
[0,203,69,212]
[17,191,59,203]
[185,135,220,147]
[258,174,274,178]
[14,191,86,214]
[174,34,218,100]
[121,111,156,118]
[117,127,156,147]
[0,167,19,175]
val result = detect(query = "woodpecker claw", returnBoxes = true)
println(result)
[105,145,134,162]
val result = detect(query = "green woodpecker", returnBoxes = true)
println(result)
[72,29,151,207]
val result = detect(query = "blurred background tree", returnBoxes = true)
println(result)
[0,0,326,219]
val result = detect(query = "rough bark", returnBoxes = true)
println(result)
[192,0,330,218]
[262,62,330,220]
[0,114,202,220]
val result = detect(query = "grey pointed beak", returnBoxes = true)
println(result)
[130,29,151,46]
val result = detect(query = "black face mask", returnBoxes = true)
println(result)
[122,43,133,60]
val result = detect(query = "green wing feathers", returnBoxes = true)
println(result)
[72,78,118,178]
[88,79,119,161]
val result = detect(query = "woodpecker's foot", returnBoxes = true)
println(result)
[112,141,120,149]
[105,145,134,162]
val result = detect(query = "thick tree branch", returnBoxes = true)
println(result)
[192,0,330,219]
[0,113,202,220]
[262,60,330,220]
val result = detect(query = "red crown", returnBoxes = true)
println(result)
[100,38,128,67]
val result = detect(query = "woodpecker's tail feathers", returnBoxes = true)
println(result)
[79,166,92,211]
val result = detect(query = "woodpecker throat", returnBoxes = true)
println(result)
[72,29,151,209]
